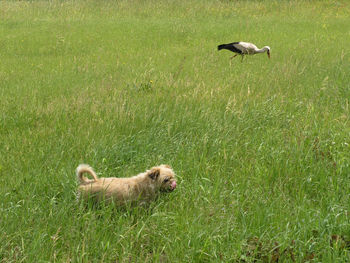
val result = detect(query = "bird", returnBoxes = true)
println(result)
[217,42,271,61]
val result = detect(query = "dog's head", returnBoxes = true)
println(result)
[147,164,177,192]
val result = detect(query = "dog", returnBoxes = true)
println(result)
[76,164,176,206]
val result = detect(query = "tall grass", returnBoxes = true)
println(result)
[1,0,349,262]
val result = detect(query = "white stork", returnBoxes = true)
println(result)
[218,42,271,61]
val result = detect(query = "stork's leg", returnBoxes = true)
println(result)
[230,54,238,60]
[241,55,244,62]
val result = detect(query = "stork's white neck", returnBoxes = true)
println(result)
[256,46,270,53]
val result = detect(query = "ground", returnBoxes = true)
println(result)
[0,0,349,262]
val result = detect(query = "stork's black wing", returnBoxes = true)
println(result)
[217,42,242,54]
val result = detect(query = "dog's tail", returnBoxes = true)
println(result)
[76,164,98,184]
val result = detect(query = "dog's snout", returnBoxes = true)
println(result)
[171,181,177,190]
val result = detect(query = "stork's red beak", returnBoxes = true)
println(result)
[267,51,270,59]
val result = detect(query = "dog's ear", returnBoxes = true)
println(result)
[148,167,160,180]
[163,164,171,169]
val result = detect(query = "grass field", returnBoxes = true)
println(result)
[1,0,350,262]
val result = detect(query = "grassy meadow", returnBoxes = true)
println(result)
[1,0,350,261]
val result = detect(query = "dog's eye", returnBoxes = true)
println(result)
[163,178,169,183]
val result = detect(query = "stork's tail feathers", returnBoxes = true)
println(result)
[217,44,226,51]
[76,164,98,184]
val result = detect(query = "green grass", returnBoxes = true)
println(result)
[1,0,350,262]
